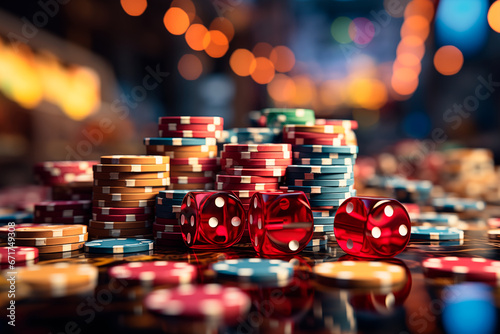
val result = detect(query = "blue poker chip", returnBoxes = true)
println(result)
[84,238,154,254]
[158,190,190,199]
[287,165,353,174]
[293,145,358,154]
[431,198,485,212]
[0,212,33,225]
[411,213,459,226]
[286,172,354,181]
[211,258,294,283]
[293,151,357,159]
[306,190,356,200]
[144,137,217,146]
[305,238,328,248]
[308,199,345,207]
[314,216,335,224]
[288,178,355,187]
[157,197,184,207]
[292,158,355,166]
[410,226,464,240]
[283,185,354,194]
[313,210,336,217]
[314,224,334,233]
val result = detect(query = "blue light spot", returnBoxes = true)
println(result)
[403,111,431,139]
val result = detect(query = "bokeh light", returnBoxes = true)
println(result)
[488,1,500,33]
[401,15,430,40]
[269,46,295,73]
[251,57,275,84]
[185,24,209,51]
[319,80,346,108]
[203,30,229,58]
[384,0,407,18]
[120,0,147,17]
[391,76,419,96]
[171,0,196,22]
[331,17,353,44]
[291,76,315,106]
[267,74,296,103]
[209,18,235,42]
[348,78,388,110]
[397,36,425,60]
[163,7,190,35]
[348,18,375,45]
[405,0,434,21]
[433,45,464,76]
[178,54,202,80]
[229,49,256,77]
[252,42,273,58]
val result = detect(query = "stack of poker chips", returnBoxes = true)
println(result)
[217,144,291,210]
[34,200,92,225]
[263,108,316,128]
[282,121,358,249]
[154,190,187,247]
[144,116,222,191]
[34,161,97,201]
[91,155,170,239]
[218,128,281,145]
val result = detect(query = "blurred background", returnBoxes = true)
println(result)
[1,0,500,187]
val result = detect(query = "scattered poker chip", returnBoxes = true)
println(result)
[0,246,39,263]
[313,261,406,287]
[159,123,223,131]
[292,158,354,166]
[282,185,354,194]
[286,172,354,181]
[170,176,214,184]
[15,233,88,247]
[36,242,86,254]
[93,163,170,173]
[287,165,353,174]
[34,200,92,211]
[158,190,190,199]
[158,116,223,125]
[92,192,158,201]
[34,209,87,219]
[108,261,197,285]
[410,226,464,240]
[224,143,291,152]
[158,130,222,139]
[290,179,355,187]
[225,167,287,177]
[92,199,156,208]
[144,137,217,146]
[221,151,292,159]
[212,258,294,283]
[487,229,500,240]
[293,145,358,154]
[431,198,485,212]
[315,119,358,129]
[89,220,152,230]
[88,227,152,238]
[216,175,281,184]
[93,186,166,194]
[8,225,87,238]
[94,178,170,187]
[100,155,169,165]
[144,284,251,321]
[216,182,278,191]
[84,238,154,254]
[0,212,33,224]
[221,158,292,168]
[92,206,153,215]
[93,171,168,180]
[422,257,500,283]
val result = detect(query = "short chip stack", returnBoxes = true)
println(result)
[34,200,92,225]
[144,116,222,191]
[34,161,97,201]
[263,108,316,128]
[217,144,291,210]
[91,155,170,239]
[154,190,188,247]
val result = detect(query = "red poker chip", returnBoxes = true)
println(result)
[170,158,219,166]
[0,246,39,263]
[315,118,358,129]
[225,190,259,198]
[144,284,251,321]
[34,215,91,224]
[282,131,347,140]
[170,176,214,184]
[224,167,287,177]
[35,209,88,218]
[108,260,197,285]
[220,151,292,160]
[34,200,92,211]
[92,207,153,215]
[153,223,181,233]
[216,175,281,184]
[422,257,500,283]
[158,123,223,132]
[158,116,223,125]
[155,217,179,225]
[283,138,349,146]
[159,130,221,139]
[34,161,98,170]
[221,158,292,168]
[92,213,153,222]
[216,182,278,191]
[223,143,291,152]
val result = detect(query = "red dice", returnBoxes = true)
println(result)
[247,190,314,255]
[334,197,411,258]
[180,191,246,249]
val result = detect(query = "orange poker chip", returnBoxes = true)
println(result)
[93,186,166,194]
[36,241,86,254]
[92,192,158,201]
[146,144,218,152]
[89,220,153,230]
[145,149,218,159]
[15,233,88,247]
[283,124,347,134]
[11,225,87,238]
[92,199,156,208]
[169,183,214,190]
[93,163,169,173]
[93,171,169,180]
[100,155,169,165]
[93,178,170,187]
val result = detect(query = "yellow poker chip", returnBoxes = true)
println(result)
[313,261,406,287]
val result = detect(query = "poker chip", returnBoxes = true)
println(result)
[410,226,464,240]
[92,206,153,215]
[93,186,165,194]
[313,217,335,225]
[17,263,98,297]
[109,261,197,285]
[100,155,169,165]
[216,175,281,184]
[153,223,181,233]
[292,158,354,166]
[144,137,217,146]
[158,116,223,125]
[155,231,184,240]
[148,144,218,153]
[35,215,90,224]
[431,198,486,212]
[287,165,353,174]
[225,167,287,177]
[170,171,215,178]
[411,212,459,226]
[15,233,88,247]
[315,118,358,129]
[487,229,500,240]
[0,212,33,224]
[84,238,154,254]
[34,200,92,211]
[282,185,354,194]
[169,183,214,190]
[264,108,315,127]
[156,217,179,225]
[283,130,348,140]
[92,192,158,201]
[94,178,170,187]
[422,257,500,283]
[290,179,355,187]
[212,258,294,283]
[93,171,168,180]
[313,261,406,287]
[221,151,291,159]
[170,176,214,184]
[93,163,170,173]
[89,219,153,230]
[88,227,152,238]
[91,213,152,222]
[306,199,347,207]
[305,238,328,248]
[92,199,155,208]
[7,224,87,238]
[286,172,354,181]
[36,242,86,254]
[144,284,251,321]
[293,145,358,154]
[147,148,218,159]
[284,138,349,146]
[487,218,500,228]
[293,151,357,159]
[170,166,219,174]
[303,191,356,201]
[216,182,278,191]
[284,124,346,134]
[224,143,291,152]
[159,123,223,131]
[221,158,292,168]
[0,246,39,263]
[158,129,222,139]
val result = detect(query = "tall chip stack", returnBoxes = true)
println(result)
[91,155,170,240]
[144,116,222,191]
[154,189,187,247]
[281,120,358,250]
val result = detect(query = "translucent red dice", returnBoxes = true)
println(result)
[180,191,246,249]
[247,190,314,255]
[334,197,411,258]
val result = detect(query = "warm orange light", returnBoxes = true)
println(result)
[397,36,426,60]
[251,57,275,84]
[391,76,419,96]
[120,0,147,16]
[171,0,196,22]
[229,49,256,77]
[267,74,296,102]
[163,7,190,35]
[488,1,500,33]
[185,24,209,51]
[348,79,388,110]
[404,0,434,22]
[269,46,295,73]
[319,80,345,107]
[291,76,315,106]
[178,54,202,80]
[393,67,419,83]
[203,30,229,58]
[433,45,464,76]
[252,42,273,58]
[401,15,430,40]
[396,52,421,67]
[209,17,235,42]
